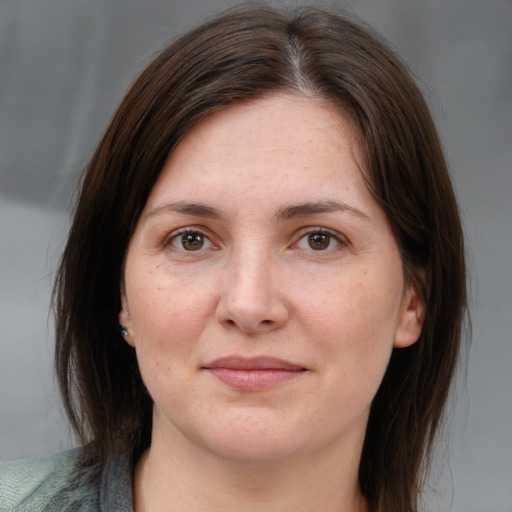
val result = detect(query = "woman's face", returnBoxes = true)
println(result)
[120,94,423,464]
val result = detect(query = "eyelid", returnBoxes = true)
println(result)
[160,225,348,252]
[163,226,218,250]
[292,227,349,250]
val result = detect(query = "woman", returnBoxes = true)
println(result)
[2,5,467,512]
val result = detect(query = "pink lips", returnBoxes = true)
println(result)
[203,356,306,390]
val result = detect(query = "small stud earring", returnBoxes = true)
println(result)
[119,325,129,337]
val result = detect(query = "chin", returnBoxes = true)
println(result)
[193,410,305,464]
[206,436,299,465]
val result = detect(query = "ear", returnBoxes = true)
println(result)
[394,279,425,348]
[119,287,135,347]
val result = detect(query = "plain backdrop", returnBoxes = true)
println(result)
[0,1,511,511]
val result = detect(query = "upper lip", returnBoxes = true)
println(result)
[203,356,306,371]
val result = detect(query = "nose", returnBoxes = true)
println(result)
[215,249,289,334]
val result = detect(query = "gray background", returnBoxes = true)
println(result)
[0,0,510,510]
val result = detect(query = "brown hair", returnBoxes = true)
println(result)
[54,6,467,511]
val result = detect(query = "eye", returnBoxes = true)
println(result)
[295,230,344,251]
[167,229,214,252]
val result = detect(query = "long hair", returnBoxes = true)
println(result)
[54,6,467,511]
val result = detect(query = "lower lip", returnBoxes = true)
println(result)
[206,368,304,390]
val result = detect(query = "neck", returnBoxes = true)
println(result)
[133,421,367,512]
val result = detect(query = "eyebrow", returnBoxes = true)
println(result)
[146,201,224,220]
[275,200,370,221]
[146,199,370,222]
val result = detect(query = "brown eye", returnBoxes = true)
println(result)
[180,232,204,251]
[169,230,211,251]
[307,232,331,250]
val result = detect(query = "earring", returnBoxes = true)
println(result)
[119,325,129,337]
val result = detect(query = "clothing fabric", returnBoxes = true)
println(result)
[0,448,133,511]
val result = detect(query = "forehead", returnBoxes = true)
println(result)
[186,93,361,161]
[145,94,369,206]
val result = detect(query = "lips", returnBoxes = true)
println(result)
[202,356,307,390]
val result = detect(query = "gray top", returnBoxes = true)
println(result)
[0,448,133,511]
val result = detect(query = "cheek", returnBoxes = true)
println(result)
[127,269,216,409]
[131,262,195,318]
[303,275,400,341]
[297,268,403,382]
[127,265,217,359]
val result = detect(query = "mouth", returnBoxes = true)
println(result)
[202,356,307,390]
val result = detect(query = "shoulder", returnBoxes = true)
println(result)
[0,447,133,512]
[1,448,92,512]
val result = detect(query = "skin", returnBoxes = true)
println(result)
[119,93,424,512]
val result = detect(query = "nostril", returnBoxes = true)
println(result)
[216,295,289,333]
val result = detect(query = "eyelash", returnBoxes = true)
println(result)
[163,227,216,251]
[293,228,347,252]
[164,226,347,254]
